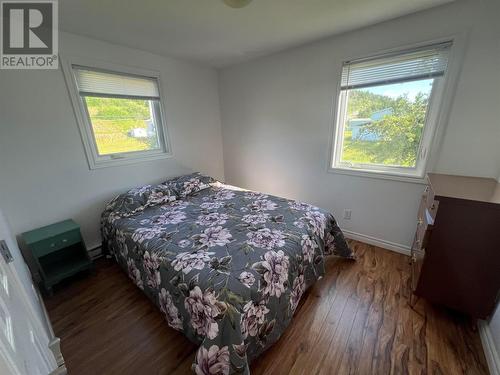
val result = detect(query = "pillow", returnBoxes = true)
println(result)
[103,183,176,221]
[142,185,176,209]
[165,172,216,198]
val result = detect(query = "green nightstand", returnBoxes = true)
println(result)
[21,219,93,294]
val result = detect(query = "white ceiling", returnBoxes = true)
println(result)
[60,0,454,68]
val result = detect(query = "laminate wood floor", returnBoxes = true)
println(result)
[44,240,489,375]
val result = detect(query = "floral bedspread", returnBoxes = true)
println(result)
[101,174,354,374]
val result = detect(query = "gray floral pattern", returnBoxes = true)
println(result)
[172,250,215,274]
[241,213,270,225]
[194,345,230,375]
[159,288,183,330]
[241,300,270,339]
[238,271,256,288]
[101,174,354,374]
[185,286,227,339]
[193,226,233,248]
[253,250,290,297]
[140,210,186,226]
[127,259,143,290]
[301,234,318,264]
[289,273,306,314]
[196,213,229,227]
[246,229,285,250]
[143,251,163,289]
[248,199,278,212]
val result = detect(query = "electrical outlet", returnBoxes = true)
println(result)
[343,209,352,220]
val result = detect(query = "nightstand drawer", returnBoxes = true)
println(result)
[31,229,82,257]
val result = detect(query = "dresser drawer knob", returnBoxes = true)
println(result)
[50,243,55,247]
[62,239,68,243]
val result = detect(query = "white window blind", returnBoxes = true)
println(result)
[341,42,452,90]
[72,66,160,100]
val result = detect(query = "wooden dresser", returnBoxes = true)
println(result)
[411,173,500,319]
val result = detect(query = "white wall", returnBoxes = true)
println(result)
[481,305,500,375]
[218,0,500,250]
[489,307,500,372]
[0,32,225,249]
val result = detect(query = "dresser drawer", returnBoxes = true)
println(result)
[412,185,438,292]
[411,212,431,291]
[422,183,439,219]
[31,229,82,258]
[427,199,439,221]
[414,226,432,252]
[422,184,435,210]
[411,247,425,291]
[414,200,435,251]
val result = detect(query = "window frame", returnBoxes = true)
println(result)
[328,37,461,183]
[61,56,172,169]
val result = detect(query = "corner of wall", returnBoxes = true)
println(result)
[215,68,227,183]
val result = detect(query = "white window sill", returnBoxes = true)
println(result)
[88,151,173,169]
[327,166,427,184]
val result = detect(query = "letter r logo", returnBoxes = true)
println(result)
[2,1,53,54]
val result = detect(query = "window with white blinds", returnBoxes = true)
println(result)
[72,67,160,100]
[63,62,170,169]
[340,42,451,90]
[331,42,452,179]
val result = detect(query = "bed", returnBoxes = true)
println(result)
[101,173,354,374]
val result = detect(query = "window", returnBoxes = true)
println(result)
[64,63,170,168]
[331,42,452,179]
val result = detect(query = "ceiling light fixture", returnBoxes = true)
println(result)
[222,0,252,9]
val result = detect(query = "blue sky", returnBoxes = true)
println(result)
[365,79,434,101]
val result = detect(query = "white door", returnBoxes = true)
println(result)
[0,211,59,375]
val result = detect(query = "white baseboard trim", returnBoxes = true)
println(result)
[341,229,411,256]
[48,337,64,367]
[479,320,500,375]
[49,364,67,375]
